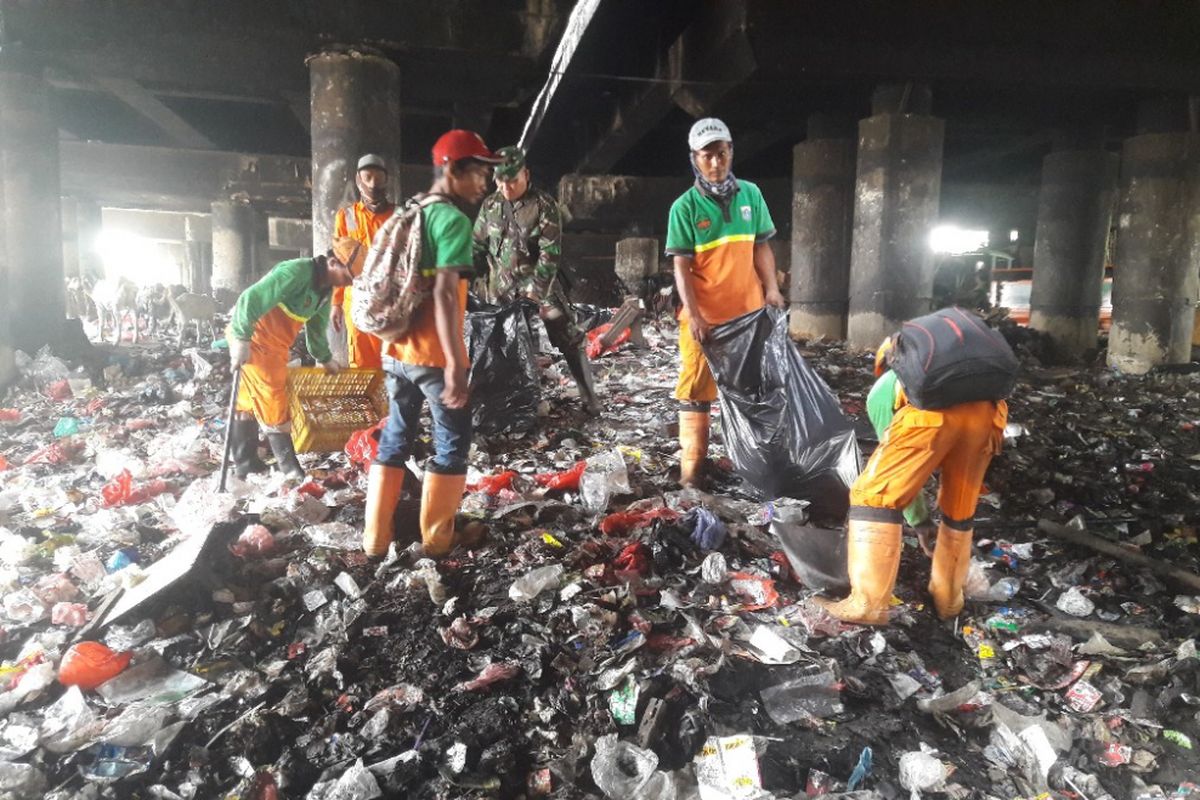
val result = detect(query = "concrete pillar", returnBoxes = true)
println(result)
[614,237,659,293]
[0,63,67,352]
[846,106,945,350]
[1107,134,1200,374]
[789,119,856,340]
[183,216,210,294]
[211,200,254,294]
[309,49,400,256]
[61,197,80,281]
[1028,150,1120,358]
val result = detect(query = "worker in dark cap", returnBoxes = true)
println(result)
[331,153,395,369]
[472,145,602,415]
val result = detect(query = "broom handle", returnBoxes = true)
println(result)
[219,368,242,492]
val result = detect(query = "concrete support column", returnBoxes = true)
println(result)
[183,216,210,294]
[1028,150,1120,357]
[0,63,66,352]
[211,200,254,294]
[309,49,400,256]
[789,118,856,340]
[614,237,659,293]
[846,105,945,350]
[1108,134,1200,374]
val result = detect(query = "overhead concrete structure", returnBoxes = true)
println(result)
[309,49,401,257]
[1108,133,1200,374]
[1028,150,1120,358]
[846,94,945,350]
[0,60,67,353]
[788,115,856,340]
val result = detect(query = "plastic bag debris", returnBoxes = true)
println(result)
[306,759,382,800]
[230,524,276,557]
[1056,586,1096,617]
[453,661,521,693]
[897,750,950,795]
[509,564,564,601]
[58,642,132,690]
[94,656,208,705]
[581,449,631,513]
[759,667,842,724]
[345,417,386,470]
[685,507,727,551]
[693,734,764,800]
[51,602,90,626]
[702,308,859,515]
[772,522,848,593]
[39,685,103,752]
[467,301,540,435]
[305,521,361,550]
[591,734,675,800]
[535,460,587,491]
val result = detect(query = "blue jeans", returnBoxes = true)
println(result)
[375,357,472,474]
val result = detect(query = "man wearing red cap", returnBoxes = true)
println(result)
[362,130,501,559]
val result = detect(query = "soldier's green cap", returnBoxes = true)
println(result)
[494,146,526,181]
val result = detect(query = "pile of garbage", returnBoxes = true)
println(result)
[0,315,1198,800]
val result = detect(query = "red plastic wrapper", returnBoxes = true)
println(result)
[599,507,680,536]
[1100,742,1132,767]
[586,323,632,359]
[51,602,89,627]
[613,542,653,577]
[467,470,518,495]
[728,572,781,611]
[230,524,276,558]
[534,461,587,491]
[23,439,84,467]
[85,397,106,415]
[0,409,20,422]
[454,661,521,692]
[345,417,387,470]
[45,380,73,402]
[0,455,8,472]
[296,481,326,499]
[101,469,172,508]
[58,641,132,690]
[645,633,697,653]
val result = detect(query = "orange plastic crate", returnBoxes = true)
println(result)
[287,367,387,453]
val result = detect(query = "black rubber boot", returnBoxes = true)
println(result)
[265,432,306,480]
[563,344,602,415]
[232,417,268,479]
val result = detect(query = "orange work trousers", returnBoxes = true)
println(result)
[342,286,383,370]
[674,313,718,403]
[849,400,1007,527]
[233,307,303,431]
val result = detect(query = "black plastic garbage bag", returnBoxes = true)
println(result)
[467,301,540,435]
[702,308,860,517]
[772,521,849,593]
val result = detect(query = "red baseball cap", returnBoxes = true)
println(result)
[431,130,502,166]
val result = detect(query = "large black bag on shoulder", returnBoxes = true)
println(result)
[702,308,860,518]
[889,306,1018,410]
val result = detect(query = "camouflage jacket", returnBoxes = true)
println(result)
[472,185,563,303]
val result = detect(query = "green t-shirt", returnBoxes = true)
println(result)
[867,370,931,527]
[420,201,473,275]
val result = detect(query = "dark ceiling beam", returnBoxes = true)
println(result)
[93,76,217,150]
[577,0,756,174]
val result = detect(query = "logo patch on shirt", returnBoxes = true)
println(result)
[740,205,752,222]
[696,217,711,231]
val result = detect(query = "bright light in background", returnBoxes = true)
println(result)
[97,229,182,286]
[929,225,989,255]
[1009,229,1019,243]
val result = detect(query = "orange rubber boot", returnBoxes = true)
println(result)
[815,519,903,626]
[362,464,404,557]
[928,522,974,619]
[678,410,710,488]
[421,473,468,558]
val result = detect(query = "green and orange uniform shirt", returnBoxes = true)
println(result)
[384,200,473,369]
[229,258,332,430]
[333,201,395,369]
[665,179,776,402]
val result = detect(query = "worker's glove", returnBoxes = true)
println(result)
[229,339,251,369]
[320,360,342,375]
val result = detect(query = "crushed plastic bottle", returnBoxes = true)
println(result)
[509,563,565,601]
[1056,586,1095,617]
[580,449,631,513]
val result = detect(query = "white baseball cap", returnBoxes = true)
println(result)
[688,118,732,151]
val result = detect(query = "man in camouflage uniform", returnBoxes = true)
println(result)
[473,146,602,414]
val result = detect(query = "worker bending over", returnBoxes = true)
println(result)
[362,130,502,559]
[665,117,786,487]
[331,154,395,369]
[818,335,1009,625]
[227,239,362,480]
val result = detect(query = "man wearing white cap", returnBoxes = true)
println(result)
[664,118,786,487]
